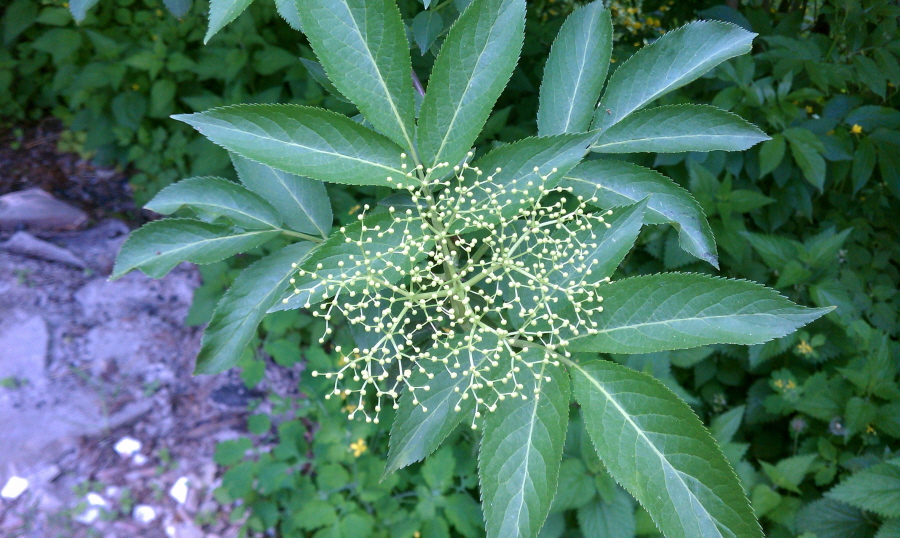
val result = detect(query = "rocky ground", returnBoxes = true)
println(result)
[0,123,260,538]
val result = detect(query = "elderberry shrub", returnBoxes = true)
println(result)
[112,1,832,537]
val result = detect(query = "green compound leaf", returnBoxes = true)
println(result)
[505,201,646,332]
[827,459,900,519]
[174,105,406,188]
[299,59,350,103]
[296,0,417,152]
[145,176,283,230]
[592,105,769,154]
[269,211,429,312]
[796,499,874,538]
[562,159,718,268]
[196,241,315,375]
[69,0,100,21]
[385,331,505,475]
[111,219,280,280]
[567,273,833,353]
[275,0,302,30]
[784,127,826,191]
[448,132,596,234]
[593,21,756,131]
[758,133,786,177]
[231,154,333,237]
[205,0,253,43]
[479,358,570,538]
[572,359,762,538]
[417,0,526,169]
[537,1,612,136]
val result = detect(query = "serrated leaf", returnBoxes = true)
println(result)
[205,0,253,43]
[275,0,302,30]
[573,359,761,538]
[593,21,756,131]
[447,132,596,234]
[784,127,826,191]
[296,0,416,151]
[174,105,407,187]
[270,211,429,312]
[196,242,314,374]
[828,460,900,519]
[231,153,332,237]
[741,232,802,270]
[796,499,875,538]
[710,405,745,445]
[417,0,526,169]
[852,137,877,194]
[759,134,786,177]
[386,331,506,474]
[479,358,570,538]
[562,160,718,267]
[761,454,816,494]
[299,59,349,102]
[550,458,596,511]
[566,273,832,354]
[112,219,280,280]
[877,519,900,538]
[145,176,283,230]
[413,11,443,55]
[69,0,100,21]
[592,105,768,153]
[537,2,612,136]
[576,488,635,538]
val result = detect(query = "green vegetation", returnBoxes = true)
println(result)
[3,0,899,537]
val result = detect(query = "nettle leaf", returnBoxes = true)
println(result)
[448,132,596,234]
[196,242,315,374]
[231,154,333,237]
[112,219,280,280]
[145,176,283,230]
[827,459,900,519]
[479,358,570,538]
[385,332,506,474]
[562,160,718,267]
[796,499,875,538]
[174,105,406,188]
[270,211,428,312]
[566,273,832,354]
[592,105,769,154]
[593,21,755,131]
[576,488,635,538]
[572,359,762,538]
[296,0,417,152]
[205,0,253,43]
[537,2,612,136]
[417,0,526,169]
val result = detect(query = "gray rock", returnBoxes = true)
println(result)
[0,231,87,268]
[0,188,88,232]
[0,310,49,388]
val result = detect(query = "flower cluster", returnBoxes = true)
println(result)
[298,154,615,425]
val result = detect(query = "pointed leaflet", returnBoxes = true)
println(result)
[566,273,832,354]
[537,2,612,136]
[592,105,769,154]
[174,105,406,188]
[479,357,569,538]
[447,132,596,234]
[385,331,505,474]
[196,242,315,374]
[269,211,430,312]
[205,0,253,43]
[70,0,100,21]
[572,359,762,538]
[296,0,416,152]
[562,159,718,267]
[417,0,526,169]
[504,201,647,332]
[593,21,756,131]
[231,154,332,237]
[827,459,900,519]
[299,59,350,103]
[145,176,283,230]
[111,219,280,280]
[275,0,302,30]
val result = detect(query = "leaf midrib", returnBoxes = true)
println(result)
[592,132,761,151]
[134,228,275,265]
[574,362,723,536]
[559,12,597,133]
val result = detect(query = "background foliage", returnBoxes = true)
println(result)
[2,0,899,536]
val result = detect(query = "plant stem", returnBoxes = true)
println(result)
[281,229,325,243]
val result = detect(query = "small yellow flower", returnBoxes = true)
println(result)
[632,21,643,29]
[805,105,814,114]
[350,438,367,457]
[851,124,863,134]
[131,84,140,91]
[155,8,163,16]
[774,379,785,389]
[627,7,637,14]
[827,129,835,136]
[414,532,421,538]
[348,204,361,215]
[866,424,877,435]
[786,380,796,390]
[796,340,814,355]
